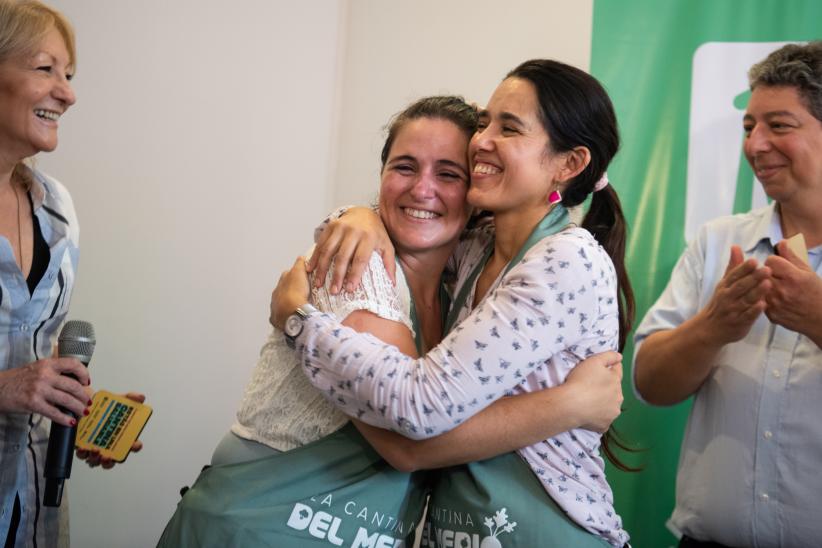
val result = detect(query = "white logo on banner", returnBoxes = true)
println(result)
[685,41,791,240]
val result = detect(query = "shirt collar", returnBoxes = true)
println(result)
[742,202,783,254]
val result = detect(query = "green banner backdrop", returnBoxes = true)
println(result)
[590,1,821,546]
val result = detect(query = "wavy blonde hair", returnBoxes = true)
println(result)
[0,0,75,65]
[1,0,75,188]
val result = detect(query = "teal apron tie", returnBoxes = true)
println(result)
[445,205,570,334]
[409,281,451,354]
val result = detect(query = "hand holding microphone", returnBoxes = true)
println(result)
[0,355,90,424]
[43,320,96,507]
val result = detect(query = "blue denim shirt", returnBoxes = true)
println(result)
[634,203,822,547]
[1,170,79,548]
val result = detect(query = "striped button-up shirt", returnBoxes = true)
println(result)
[1,170,79,548]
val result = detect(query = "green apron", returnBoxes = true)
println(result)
[158,265,442,548]
[426,206,612,548]
[422,453,609,548]
[158,423,428,547]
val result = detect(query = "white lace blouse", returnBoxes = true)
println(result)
[231,252,413,451]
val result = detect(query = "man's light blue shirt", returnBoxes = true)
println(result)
[633,203,822,547]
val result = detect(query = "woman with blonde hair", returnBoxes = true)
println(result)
[0,2,126,546]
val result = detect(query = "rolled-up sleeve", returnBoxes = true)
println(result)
[632,231,707,402]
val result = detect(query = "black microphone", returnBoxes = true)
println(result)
[43,320,96,507]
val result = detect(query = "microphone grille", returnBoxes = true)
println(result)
[58,320,96,357]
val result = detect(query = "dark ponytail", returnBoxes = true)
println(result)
[583,185,639,472]
[582,186,634,350]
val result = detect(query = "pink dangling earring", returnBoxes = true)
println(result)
[548,190,562,205]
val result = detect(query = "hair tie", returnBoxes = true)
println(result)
[594,172,609,192]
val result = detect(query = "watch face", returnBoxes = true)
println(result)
[284,314,303,338]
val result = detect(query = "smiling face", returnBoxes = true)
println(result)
[0,26,76,166]
[379,117,472,256]
[468,78,570,217]
[744,85,822,206]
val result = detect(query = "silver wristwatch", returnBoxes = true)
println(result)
[283,304,318,349]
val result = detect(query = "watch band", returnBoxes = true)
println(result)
[284,304,318,349]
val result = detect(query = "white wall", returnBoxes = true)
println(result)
[40,1,345,546]
[333,0,593,205]
[34,1,592,546]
